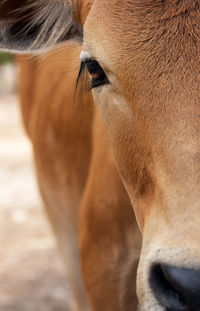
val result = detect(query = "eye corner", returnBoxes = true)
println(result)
[80,50,92,62]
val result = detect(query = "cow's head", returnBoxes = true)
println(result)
[1,1,200,310]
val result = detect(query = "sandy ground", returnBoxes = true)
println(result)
[0,94,69,311]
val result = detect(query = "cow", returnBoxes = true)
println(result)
[0,1,200,311]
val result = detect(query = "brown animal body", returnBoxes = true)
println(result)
[1,1,200,311]
[18,46,141,311]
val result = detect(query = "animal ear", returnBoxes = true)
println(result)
[0,0,91,53]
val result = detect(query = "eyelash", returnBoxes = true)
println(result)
[76,59,109,92]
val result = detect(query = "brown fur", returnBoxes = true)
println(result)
[18,45,141,310]
[2,0,200,310]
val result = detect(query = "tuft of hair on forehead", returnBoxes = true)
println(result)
[0,0,82,52]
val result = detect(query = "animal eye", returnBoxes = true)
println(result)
[85,60,109,88]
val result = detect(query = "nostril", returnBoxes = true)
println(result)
[149,264,186,311]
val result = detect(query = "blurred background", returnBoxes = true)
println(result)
[0,53,69,311]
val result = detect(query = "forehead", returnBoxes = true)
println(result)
[83,0,176,92]
[84,0,169,54]
[84,0,199,95]
[83,0,142,58]
[83,0,162,94]
[84,0,196,44]
[83,0,141,92]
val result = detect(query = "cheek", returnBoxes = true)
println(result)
[92,89,131,126]
[92,91,135,179]
[93,90,155,228]
[114,136,155,231]
[93,89,134,183]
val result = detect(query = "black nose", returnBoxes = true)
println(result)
[150,264,200,311]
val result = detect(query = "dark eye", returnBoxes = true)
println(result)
[85,60,109,88]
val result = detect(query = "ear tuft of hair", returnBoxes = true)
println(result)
[0,0,83,53]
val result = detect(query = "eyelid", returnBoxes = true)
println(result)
[80,50,92,62]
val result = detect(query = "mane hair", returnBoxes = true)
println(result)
[0,0,82,51]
